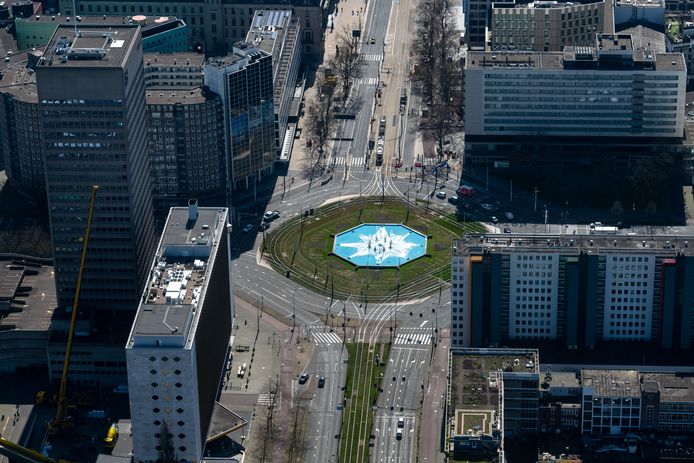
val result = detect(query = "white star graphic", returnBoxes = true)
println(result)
[338,226,421,265]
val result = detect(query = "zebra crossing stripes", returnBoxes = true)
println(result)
[355,77,378,86]
[313,332,342,345]
[331,157,346,166]
[257,391,281,408]
[351,156,365,166]
[362,53,383,62]
[394,332,432,345]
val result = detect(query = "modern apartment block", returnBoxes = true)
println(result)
[126,203,235,462]
[490,0,605,52]
[57,0,324,56]
[463,34,687,169]
[36,24,157,310]
[581,369,642,435]
[204,43,275,192]
[245,9,301,161]
[450,234,694,350]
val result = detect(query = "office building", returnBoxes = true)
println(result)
[450,234,694,350]
[581,370,641,435]
[463,34,687,169]
[613,0,665,30]
[491,0,605,52]
[204,43,275,192]
[146,87,225,219]
[641,373,694,432]
[0,52,42,198]
[57,0,324,56]
[245,9,301,161]
[446,348,539,461]
[15,14,189,53]
[36,24,157,311]
[126,203,233,463]
[144,52,203,88]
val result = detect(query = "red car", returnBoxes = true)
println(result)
[393,161,403,168]
[414,162,423,168]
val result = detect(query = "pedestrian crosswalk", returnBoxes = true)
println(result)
[362,53,383,62]
[257,391,281,408]
[313,331,342,345]
[394,330,433,345]
[352,156,365,166]
[329,156,368,172]
[355,77,378,86]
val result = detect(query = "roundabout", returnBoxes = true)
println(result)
[264,197,485,302]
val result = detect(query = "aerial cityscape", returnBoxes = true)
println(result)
[1,0,694,462]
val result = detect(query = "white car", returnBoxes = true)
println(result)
[481,203,494,210]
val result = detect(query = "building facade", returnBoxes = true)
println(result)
[463,34,687,169]
[144,52,203,88]
[204,43,275,192]
[245,9,301,160]
[451,234,694,350]
[126,203,233,463]
[57,0,324,56]
[491,0,605,52]
[641,373,694,432]
[36,24,157,311]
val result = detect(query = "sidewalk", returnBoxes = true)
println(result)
[288,0,371,174]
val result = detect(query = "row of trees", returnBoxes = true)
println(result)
[302,26,364,178]
[411,0,464,161]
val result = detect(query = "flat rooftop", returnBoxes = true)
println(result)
[145,86,213,105]
[0,51,39,102]
[0,256,55,332]
[494,0,604,9]
[615,0,664,6]
[616,25,666,53]
[144,52,203,67]
[128,205,227,348]
[597,34,633,52]
[641,373,694,402]
[547,371,581,389]
[451,348,539,409]
[205,42,267,69]
[246,9,292,56]
[582,369,641,397]
[39,24,140,68]
[453,234,694,257]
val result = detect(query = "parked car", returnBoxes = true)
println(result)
[260,222,270,231]
[491,216,499,224]
[447,196,459,205]
[299,373,310,384]
[242,224,254,233]
[503,227,512,234]
[481,203,494,210]
[436,191,446,199]
[272,210,280,219]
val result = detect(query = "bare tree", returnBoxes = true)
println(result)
[327,25,364,104]
[303,70,339,181]
[254,377,281,463]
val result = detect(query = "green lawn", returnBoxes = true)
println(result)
[340,342,389,463]
[265,197,483,301]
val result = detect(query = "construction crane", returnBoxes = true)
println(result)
[0,436,72,463]
[48,185,99,434]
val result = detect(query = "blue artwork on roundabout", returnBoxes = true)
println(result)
[332,224,427,267]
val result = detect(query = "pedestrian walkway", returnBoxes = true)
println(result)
[355,77,378,86]
[257,391,281,408]
[313,331,343,345]
[394,330,433,345]
[362,53,383,61]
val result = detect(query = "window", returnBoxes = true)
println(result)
[149,356,156,361]
[175,370,181,375]
[175,382,182,388]
[178,433,186,439]
[173,357,180,362]
[153,408,160,413]
[154,420,161,426]
[177,408,184,413]
[150,369,157,374]
[151,382,158,388]
[179,446,187,452]
[162,357,168,362]
[177,421,185,426]
[152,395,159,400]
[176,395,183,401]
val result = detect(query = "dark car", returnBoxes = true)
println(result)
[503,227,511,234]
[448,196,459,205]
[260,222,270,231]
[318,376,326,388]
[299,373,310,384]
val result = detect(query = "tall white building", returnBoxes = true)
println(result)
[126,202,234,462]
[465,34,686,138]
[509,253,560,340]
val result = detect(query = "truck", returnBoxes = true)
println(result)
[458,185,475,197]
[590,226,618,235]
[104,423,119,448]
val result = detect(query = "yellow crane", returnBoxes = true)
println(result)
[49,185,99,434]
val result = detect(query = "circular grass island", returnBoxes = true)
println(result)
[264,197,486,302]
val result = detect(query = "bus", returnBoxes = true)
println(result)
[590,226,618,234]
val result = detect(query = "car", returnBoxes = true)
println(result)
[298,373,310,384]
[414,162,423,168]
[589,222,602,229]
[260,222,270,231]
[461,203,472,210]
[481,203,494,211]
[318,376,326,388]
[503,227,512,234]
[397,417,405,428]
[263,211,275,222]
[392,161,403,168]
[504,212,514,220]
[272,210,280,219]
[242,224,254,233]
[447,196,459,205]
[113,384,128,394]
[396,429,403,440]
[436,191,446,199]
[370,37,376,44]
[491,216,499,224]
